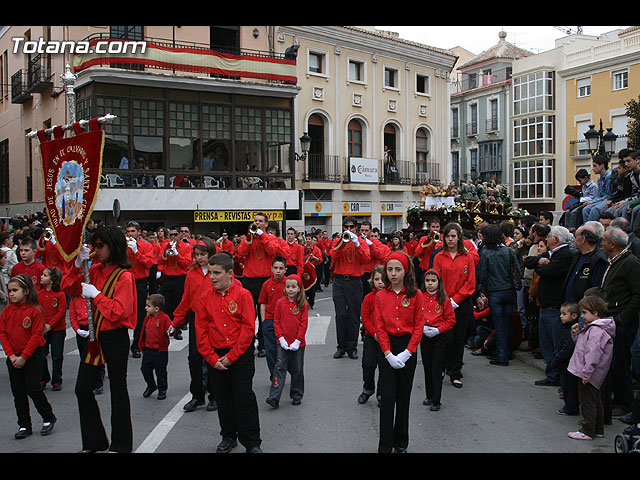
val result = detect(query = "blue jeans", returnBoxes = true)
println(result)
[262,318,277,379]
[487,289,517,364]
[583,199,608,223]
[538,307,564,383]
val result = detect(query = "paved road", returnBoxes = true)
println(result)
[0,287,626,454]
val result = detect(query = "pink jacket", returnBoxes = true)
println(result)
[567,317,616,390]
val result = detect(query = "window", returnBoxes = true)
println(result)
[488,99,498,132]
[512,158,554,200]
[513,115,554,157]
[577,78,591,98]
[0,139,8,204]
[309,52,325,75]
[479,141,503,182]
[416,73,429,95]
[452,108,459,138]
[384,66,398,89]
[513,70,554,115]
[467,104,477,135]
[348,119,362,157]
[613,70,628,91]
[109,26,144,70]
[416,128,437,182]
[348,59,364,82]
[469,148,478,180]
[451,151,460,185]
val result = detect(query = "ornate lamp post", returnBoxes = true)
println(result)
[584,119,617,158]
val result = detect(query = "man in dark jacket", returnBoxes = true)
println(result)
[561,224,608,304]
[524,226,574,386]
[601,227,640,417]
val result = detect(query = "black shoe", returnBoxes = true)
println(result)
[174,331,183,340]
[535,378,561,386]
[246,446,263,453]
[207,399,218,411]
[216,437,237,453]
[292,398,302,406]
[618,413,634,425]
[266,398,279,409]
[143,386,157,398]
[183,397,205,412]
[358,392,371,404]
[40,418,56,436]
[257,349,266,358]
[393,447,407,453]
[430,403,441,411]
[15,427,32,439]
[347,350,358,360]
[157,391,166,400]
[489,360,509,366]
[94,386,104,395]
[333,349,345,359]
[131,349,141,358]
[52,384,61,391]
[423,397,432,406]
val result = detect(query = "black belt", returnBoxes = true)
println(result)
[335,274,361,280]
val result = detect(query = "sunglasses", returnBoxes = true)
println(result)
[344,224,356,229]
[180,230,189,233]
[169,233,178,237]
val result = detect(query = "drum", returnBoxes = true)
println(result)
[301,262,317,291]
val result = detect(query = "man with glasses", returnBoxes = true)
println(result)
[159,225,192,329]
[331,216,370,359]
[125,221,156,358]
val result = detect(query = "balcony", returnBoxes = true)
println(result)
[11,70,32,104]
[304,154,341,182]
[466,122,478,136]
[486,118,499,133]
[72,34,297,85]
[27,54,53,93]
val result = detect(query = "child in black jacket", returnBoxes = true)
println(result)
[552,302,580,415]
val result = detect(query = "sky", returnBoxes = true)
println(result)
[375,26,630,55]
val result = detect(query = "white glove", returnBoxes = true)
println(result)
[167,326,175,336]
[289,339,301,351]
[156,272,162,279]
[349,231,360,247]
[81,283,100,299]
[450,298,459,310]
[46,228,57,245]
[76,329,90,338]
[397,349,412,364]
[279,337,290,350]
[169,245,178,256]
[127,238,138,253]
[256,228,264,236]
[385,353,405,369]
[423,326,440,338]
[75,245,91,268]
[365,238,373,246]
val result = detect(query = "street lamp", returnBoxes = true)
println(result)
[584,119,617,157]
[295,132,311,162]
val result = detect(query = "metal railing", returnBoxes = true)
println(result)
[304,154,341,182]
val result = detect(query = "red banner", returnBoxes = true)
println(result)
[37,120,105,262]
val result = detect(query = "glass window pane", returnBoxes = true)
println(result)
[104,135,130,169]
[134,136,164,170]
[169,137,196,170]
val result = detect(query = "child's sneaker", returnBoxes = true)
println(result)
[568,431,593,440]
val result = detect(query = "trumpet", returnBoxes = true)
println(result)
[342,231,351,241]
[432,231,441,243]
[166,240,178,256]
[42,230,54,242]
[245,223,259,245]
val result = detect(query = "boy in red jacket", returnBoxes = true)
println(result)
[139,294,174,400]
[11,237,45,291]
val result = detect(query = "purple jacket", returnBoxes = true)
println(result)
[567,317,616,390]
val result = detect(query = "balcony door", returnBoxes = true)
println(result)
[308,114,325,180]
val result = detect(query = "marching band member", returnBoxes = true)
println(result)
[359,221,390,298]
[303,233,322,309]
[285,227,304,276]
[158,225,192,325]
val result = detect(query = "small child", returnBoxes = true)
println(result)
[420,268,456,411]
[266,274,308,408]
[553,302,581,416]
[10,237,46,291]
[139,294,174,400]
[37,267,67,391]
[358,265,385,405]
[258,256,288,379]
[567,295,616,440]
[0,274,56,438]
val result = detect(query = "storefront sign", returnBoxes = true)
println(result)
[348,157,379,183]
[380,202,404,216]
[304,201,332,217]
[194,210,283,223]
[342,201,371,216]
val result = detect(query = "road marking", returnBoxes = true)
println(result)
[135,391,191,453]
[306,315,331,345]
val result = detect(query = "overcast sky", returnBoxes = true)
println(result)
[375,26,630,55]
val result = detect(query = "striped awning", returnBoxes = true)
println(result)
[73,38,297,83]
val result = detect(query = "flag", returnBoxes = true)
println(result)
[37,119,105,262]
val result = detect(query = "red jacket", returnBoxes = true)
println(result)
[431,249,477,306]
[317,237,332,258]
[11,260,46,290]
[374,287,425,353]
[422,291,456,333]
[36,240,73,275]
[361,289,379,337]
[361,238,389,274]
[69,296,89,331]
[273,296,308,347]
[415,236,442,270]
[194,280,255,366]
[158,240,192,276]
[126,239,156,280]
[286,241,304,274]
[139,311,173,353]
[305,245,323,266]
[330,237,370,277]
[0,302,46,359]
[258,277,286,320]
[219,239,235,255]
[62,262,137,331]
[235,232,280,278]
[172,265,214,329]
[405,239,418,257]
[37,288,67,331]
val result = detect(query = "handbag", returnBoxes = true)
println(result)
[508,248,522,291]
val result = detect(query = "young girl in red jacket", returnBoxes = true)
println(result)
[374,252,425,453]
[266,274,308,409]
[358,264,385,405]
[38,267,67,391]
[0,274,56,439]
[420,268,456,411]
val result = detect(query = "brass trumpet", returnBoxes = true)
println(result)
[245,224,259,245]
[432,231,441,243]
[42,230,54,242]
[342,231,351,241]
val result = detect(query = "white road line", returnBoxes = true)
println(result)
[135,391,191,453]
[306,315,331,345]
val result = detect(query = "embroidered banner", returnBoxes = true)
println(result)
[37,120,105,262]
[72,38,297,83]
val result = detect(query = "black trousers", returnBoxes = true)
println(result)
[377,334,417,453]
[332,275,363,354]
[445,297,473,381]
[147,264,159,295]
[578,381,604,438]
[361,333,379,395]
[141,348,168,392]
[41,329,66,386]
[561,369,580,414]
[420,329,452,405]
[610,317,638,411]
[75,328,133,453]
[323,256,331,286]
[160,274,186,321]
[7,346,56,429]
[132,278,149,353]
[207,344,261,449]
[186,313,214,401]
[241,276,269,351]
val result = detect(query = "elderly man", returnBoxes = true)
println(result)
[601,227,640,417]
[561,224,608,304]
[524,226,574,386]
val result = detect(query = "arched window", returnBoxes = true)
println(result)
[348,119,362,157]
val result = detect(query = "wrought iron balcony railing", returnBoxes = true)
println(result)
[27,54,53,93]
[11,70,32,104]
